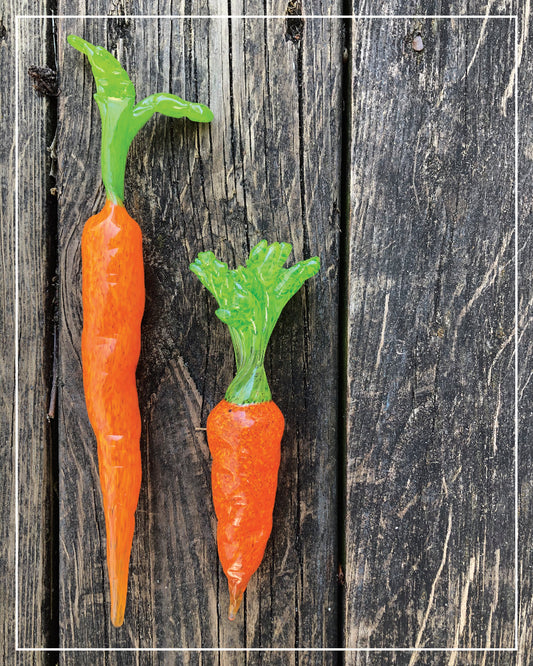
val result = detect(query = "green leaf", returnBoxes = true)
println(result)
[274,257,321,300]
[190,240,321,404]
[246,241,293,290]
[67,35,135,99]
[190,252,233,307]
[215,282,258,330]
[133,93,214,124]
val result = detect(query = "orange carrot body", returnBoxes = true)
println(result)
[207,399,285,618]
[81,200,144,627]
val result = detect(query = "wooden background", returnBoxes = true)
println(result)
[2,0,532,663]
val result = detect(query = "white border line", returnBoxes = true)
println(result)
[17,14,518,19]
[15,13,519,654]
[16,647,520,653]
[514,12,520,652]
[14,12,20,657]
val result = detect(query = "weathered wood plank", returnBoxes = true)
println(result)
[345,651,517,665]
[55,3,341,657]
[517,2,533,665]
[351,0,516,15]
[0,7,18,664]
[5,9,57,662]
[207,6,342,659]
[345,14,516,653]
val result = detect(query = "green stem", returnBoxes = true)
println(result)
[225,316,278,403]
[95,95,135,206]
[68,35,214,207]
[226,350,271,404]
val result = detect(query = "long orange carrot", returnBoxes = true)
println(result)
[190,240,320,618]
[69,35,213,626]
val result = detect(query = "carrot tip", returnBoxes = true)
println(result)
[110,594,126,627]
[228,593,243,621]
[111,612,125,628]
[109,576,128,627]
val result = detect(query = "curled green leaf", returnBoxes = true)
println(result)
[133,93,214,126]
[67,34,135,99]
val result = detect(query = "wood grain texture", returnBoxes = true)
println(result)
[0,6,18,664]
[517,2,533,666]
[344,652,516,666]
[6,1,533,663]
[351,0,517,15]
[345,14,516,654]
[4,8,57,663]
[55,1,341,659]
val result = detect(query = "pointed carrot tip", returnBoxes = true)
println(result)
[109,574,128,628]
[228,592,243,620]
[110,610,125,628]
[110,592,126,627]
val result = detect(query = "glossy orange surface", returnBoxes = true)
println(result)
[207,399,285,619]
[81,200,144,627]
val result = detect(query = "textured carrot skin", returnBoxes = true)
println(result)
[81,200,144,627]
[207,399,285,619]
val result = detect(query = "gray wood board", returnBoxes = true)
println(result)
[517,2,533,666]
[0,6,17,660]
[4,7,56,664]
[55,3,341,658]
[1,6,18,663]
[350,1,517,15]
[344,652,517,666]
[345,15,516,651]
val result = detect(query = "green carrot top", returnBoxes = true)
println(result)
[68,35,213,206]
[190,240,320,405]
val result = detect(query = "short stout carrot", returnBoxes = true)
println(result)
[69,35,213,626]
[190,240,320,619]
